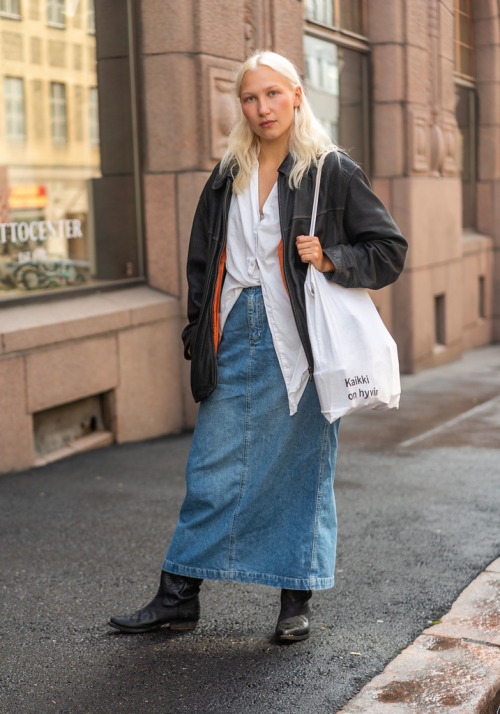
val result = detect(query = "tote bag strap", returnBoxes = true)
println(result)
[309,152,329,237]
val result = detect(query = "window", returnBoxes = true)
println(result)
[455,0,474,79]
[87,0,95,35]
[434,294,446,346]
[47,0,65,28]
[454,0,476,228]
[306,0,333,26]
[50,82,67,144]
[478,276,486,319]
[0,0,21,19]
[304,5,369,169]
[4,77,25,142]
[455,84,476,228]
[89,86,99,146]
[305,0,364,35]
[0,3,142,301]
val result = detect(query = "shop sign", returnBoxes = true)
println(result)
[8,185,47,209]
[0,219,83,243]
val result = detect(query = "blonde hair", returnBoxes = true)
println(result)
[220,51,339,193]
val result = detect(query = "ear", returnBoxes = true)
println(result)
[294,85,303,108]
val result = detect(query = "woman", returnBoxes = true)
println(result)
[109,51,407,642]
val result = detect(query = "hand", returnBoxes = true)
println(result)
[295,235,335,272]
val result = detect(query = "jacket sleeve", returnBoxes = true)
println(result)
[323,167,408,290]
[181,185,211,360]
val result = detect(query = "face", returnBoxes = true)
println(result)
[239,65,302,147]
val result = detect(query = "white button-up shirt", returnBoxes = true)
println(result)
[219,169,309,415]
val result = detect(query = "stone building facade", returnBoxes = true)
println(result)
[0,0,499,474]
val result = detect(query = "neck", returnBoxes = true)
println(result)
[258,137,289,167]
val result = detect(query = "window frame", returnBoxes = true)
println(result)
[0,0,21,20]
[0,0,146,307]
[304,6,371,175]
[49,81,68,145]
[87,0,96,35]
[455,76,477,229]
[454,0,475,81]
[4,76,26,142]
[305,0,367,42]
[47,0,65,29]
[453,0,477,229]
[88,86,99,146]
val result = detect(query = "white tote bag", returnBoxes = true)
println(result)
[304,153,401,423]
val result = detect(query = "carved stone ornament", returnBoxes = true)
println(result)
[441,118,458,176]
[430,121,445,176]
[244,0,274,55]
[209,67,239,161]
[409,111,430,174]
[244,0,257,55]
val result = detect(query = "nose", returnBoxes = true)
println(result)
[257,98,270,116]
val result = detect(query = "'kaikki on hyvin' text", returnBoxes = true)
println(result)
[345,375,378,401]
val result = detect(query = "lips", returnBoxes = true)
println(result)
[260,120,276,128]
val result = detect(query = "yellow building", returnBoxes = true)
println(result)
[0,0,99,294]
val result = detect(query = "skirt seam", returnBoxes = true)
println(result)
[227,294,256,578]
[308,418,329,586]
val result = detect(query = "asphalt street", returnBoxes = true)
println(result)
[1,345,499,714]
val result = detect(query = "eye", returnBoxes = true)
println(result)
[268,90,279,96]
[242,96,255,103]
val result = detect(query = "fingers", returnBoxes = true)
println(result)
[296,234,323,266]
[295,235,335,273]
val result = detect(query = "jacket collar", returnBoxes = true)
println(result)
[277,153,294,177]
[212,153,294,190]
[212,163,233,190]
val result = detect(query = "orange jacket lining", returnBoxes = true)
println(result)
[212,246,227,353]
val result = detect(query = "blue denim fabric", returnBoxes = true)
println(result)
[164,287,340,590]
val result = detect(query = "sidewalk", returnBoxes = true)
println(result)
[338,558,500,713]
[337,344,500,713]
[0,344,499,713]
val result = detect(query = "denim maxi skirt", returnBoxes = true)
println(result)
[163,287,340,590]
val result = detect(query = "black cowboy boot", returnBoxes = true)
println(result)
[108,571,203,634]
[275,588,312,642]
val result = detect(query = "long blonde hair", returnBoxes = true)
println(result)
[220,51,339,193]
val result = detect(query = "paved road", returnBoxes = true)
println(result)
[1,346,499,713]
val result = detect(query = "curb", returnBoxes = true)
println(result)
[337,558,500,714]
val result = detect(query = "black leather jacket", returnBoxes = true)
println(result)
[182,151,408,402]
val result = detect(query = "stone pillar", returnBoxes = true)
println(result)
[369,0,463,372]
[474,0,500,339]
[93,1,140,280]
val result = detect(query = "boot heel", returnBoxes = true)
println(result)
[170,621,198,631]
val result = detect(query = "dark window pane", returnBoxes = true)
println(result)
[455,85,476,228]
[460,44,474,76]
[339,0,363,34]
[304,35,368,169]
[455,0,474,76]
[338,47,366,163]
[459,13,472,49]
[434,294,446,346]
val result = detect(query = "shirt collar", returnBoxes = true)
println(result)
[212,153,293,190]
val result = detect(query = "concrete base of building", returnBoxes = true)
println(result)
[0,285,190,474]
